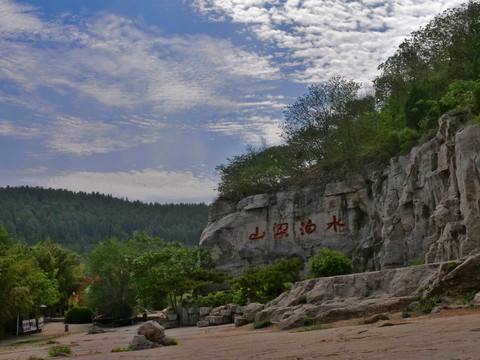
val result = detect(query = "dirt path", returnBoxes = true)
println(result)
[1,308,480,359]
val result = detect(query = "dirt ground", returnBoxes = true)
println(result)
[1,307,480,360]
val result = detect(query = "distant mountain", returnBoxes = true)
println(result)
[0,186,209,252]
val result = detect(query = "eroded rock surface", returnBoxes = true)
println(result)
[200,115,480,275]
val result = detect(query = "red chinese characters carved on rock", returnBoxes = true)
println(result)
[300,219,317,236]
[326,215,346,232]
[249,227,266,241]
[273,222,289,240]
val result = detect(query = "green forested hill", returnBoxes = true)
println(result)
[0,186,209,252]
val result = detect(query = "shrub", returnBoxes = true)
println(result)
[301,317,312,326]
[48,346,71,356]
[308,248,352,278]
[254,318,273,329]
[231,258,304,305]
[418,295,442,314]
[64,306,93,324]
[183,291,233,308]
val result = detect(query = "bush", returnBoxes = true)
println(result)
[48,346,71,356]
[231,258,304,305]
[183,291,233,308]
[253,318,273,329]
[64,306,93,324]
[308,248,352,278]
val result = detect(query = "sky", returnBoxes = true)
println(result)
[0,0,467,204]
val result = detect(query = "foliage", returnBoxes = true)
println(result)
[460,291,476,304]
[253,318,273,329]
[417,295,442,314]
[215,145,301,200]
[231,259,304,305]
[215,2,480,200]
[131,234,215,312]
[85,233,217,314]
[48,346,71,356]
[31,239,82,308]
[85,237,136,315]
[183,291,233,308]
[64,306,93,324]
[308,248,352,278]
[0,186,208,252]
[0,225,59,338]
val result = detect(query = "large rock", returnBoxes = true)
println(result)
[136,321,172,346]
[255,262,442,329]
[200,115,480,275]
[131,335,160,351]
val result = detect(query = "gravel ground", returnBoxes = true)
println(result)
[1,307,480,360]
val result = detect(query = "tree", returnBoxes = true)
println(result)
[0,227,58,338]
[375,1,480,128]
[85,237,136,316]
[132,236,215,312]
[31,238,82,308]
[282,76,364,164]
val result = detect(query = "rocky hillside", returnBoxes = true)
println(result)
[200,114,480,275]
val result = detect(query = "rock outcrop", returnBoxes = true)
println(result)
[252,253,480,329]
[200,115,480,275]
[131,321,174,351]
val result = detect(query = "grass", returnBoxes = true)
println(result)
[301,317,312,326]
[460,291,476,304]
[298,295,308,304]
[254,318,273,329]
[111,347,131,352]
[296,323,333,332]
[170,339,179,345]
[418,295,442,314]
[48,346,71,357]
[26,356,44,360]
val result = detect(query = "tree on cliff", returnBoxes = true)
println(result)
[282,76,374,164]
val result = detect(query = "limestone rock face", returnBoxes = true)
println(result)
[254,263,442,329]
[200,115,480,275]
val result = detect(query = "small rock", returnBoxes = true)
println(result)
[87,326,105,334]
[363,313,390,324]
[473,292,480,304]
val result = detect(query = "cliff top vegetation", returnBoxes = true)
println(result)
[216,1,480,201]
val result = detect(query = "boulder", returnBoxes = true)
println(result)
[243,303,264,323]
[131,335,160,351]
[234,316,249,327]
[137,321,172,346]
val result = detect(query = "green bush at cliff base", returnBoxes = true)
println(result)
[231,258,304,305]
[308,248,352,278]
[64,305,93,324]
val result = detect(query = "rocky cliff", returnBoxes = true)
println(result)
[200,115,480,275]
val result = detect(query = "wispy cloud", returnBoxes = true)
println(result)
[192,0,466,83]
[0,0,280,112]
[30,168,219,204]
[206,115,283,147]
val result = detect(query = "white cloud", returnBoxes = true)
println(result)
[192,0,466,83]
[0,2,280,112]
[0,119,42,138]
[37,168,219,204]
[206,115,283,147]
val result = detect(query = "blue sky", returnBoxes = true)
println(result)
[0,0,466,204]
